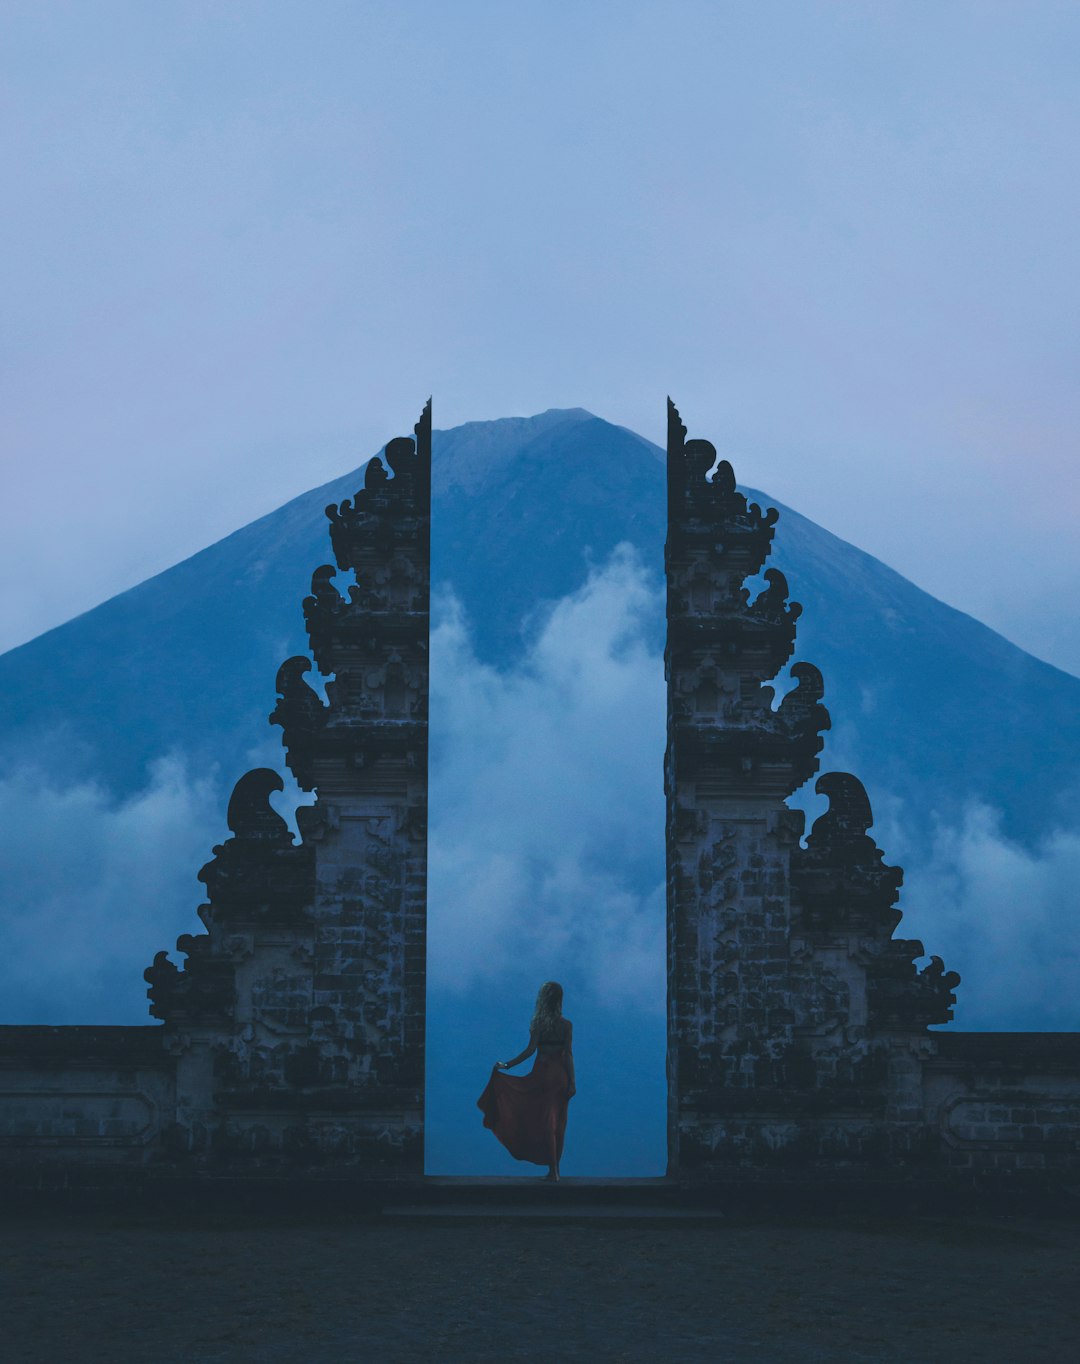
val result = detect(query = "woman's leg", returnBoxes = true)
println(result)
[545,1120,560,1179]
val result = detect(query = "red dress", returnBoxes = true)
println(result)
[477,1036,571,1166]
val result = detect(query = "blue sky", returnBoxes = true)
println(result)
[2,1,1079,675]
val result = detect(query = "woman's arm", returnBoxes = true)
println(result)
[498,1025,537,1070]
[564,1021,576,1096]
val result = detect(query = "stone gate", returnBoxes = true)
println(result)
[664,400,1080,1176]
[1,398,1079,1188]
[1,403,432,1177]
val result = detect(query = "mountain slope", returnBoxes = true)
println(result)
[1,407,1075,853]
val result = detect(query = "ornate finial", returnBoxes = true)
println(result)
[793,769,906,943]
[269,656,326,790]
[308,565,342,607]
[324,403,433,577]
[755,568,788,607]
[364,456,388,490]
[274,655,316,696]
[813,772,874,837]
[712,460,736,495]
[382,436,413,478]
[918,956,962,1023]
[748,568,802,629]
[415,397,432,453]
[667,397,687,452]
[226,768,290,840]
[144,950,180,1020]
[779,662,828,721]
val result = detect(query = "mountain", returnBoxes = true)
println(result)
[2,408,1076,846]
[3,407,1079,1173]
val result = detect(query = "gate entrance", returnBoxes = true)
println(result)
[7,401,1073,1189]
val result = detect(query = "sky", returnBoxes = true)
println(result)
[3,4,1080,1174]
[2,0,1080,676]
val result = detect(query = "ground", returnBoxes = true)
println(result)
[3,1206,1077,1362]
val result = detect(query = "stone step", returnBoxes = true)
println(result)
[387,1200,725,1220]
[407,1176,698,1216]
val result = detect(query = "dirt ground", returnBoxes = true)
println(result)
[3,1208,1078,1363]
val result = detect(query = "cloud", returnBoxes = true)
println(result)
[898,802,1080,1031]
[0,545,670,1033]
[791,735,1080,1031]
[427,543,667,1011]
[0,755,222,1023]
[3,542,1077,1049]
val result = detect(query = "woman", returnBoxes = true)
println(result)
[476,980,576,1181]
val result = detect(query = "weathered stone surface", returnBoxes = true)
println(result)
[0,1027,174,1164]
[662,401,1077,1176]
[286,402,431,1162]
[926,1033,1080,1171]
[666,399,832,1168]
[147,406,431,1169]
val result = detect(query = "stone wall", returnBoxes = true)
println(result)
[928,1033,1080,1173]
[0,1027,174,1167]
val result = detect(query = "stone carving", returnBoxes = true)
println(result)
[277,399,430,1149]
[144,951,181,1022]
[792,773,903,935]
[270,657,328,791]
[137,404,430,1168]
[792,771,960,1029]
[665,401,962,1172]
[143,768,312,1030]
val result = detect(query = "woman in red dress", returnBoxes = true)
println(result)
[477,980,576,1181]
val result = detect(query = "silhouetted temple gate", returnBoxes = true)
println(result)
[663,402,1080,1178]
[0,404,432,1176]
[151,402,432,1167]
[1,398,1079,1190]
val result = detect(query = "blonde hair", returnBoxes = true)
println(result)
[531,980,564,1038]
